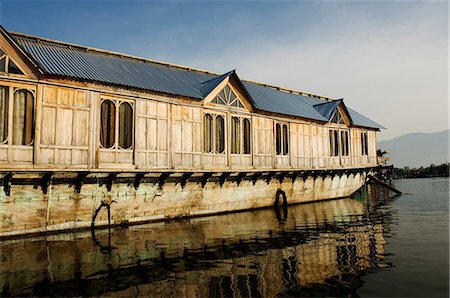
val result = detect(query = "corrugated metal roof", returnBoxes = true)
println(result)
[242,81,327,122]
[200,70,234,98]
[9,32,384,129]
[347,108,385,129]
[313,99,343,120]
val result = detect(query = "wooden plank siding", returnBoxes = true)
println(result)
[0,80,379,171]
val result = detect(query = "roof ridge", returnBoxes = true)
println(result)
[9,30,335,101]
[10,30,219,75]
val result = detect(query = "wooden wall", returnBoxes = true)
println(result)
[0,80,379,171]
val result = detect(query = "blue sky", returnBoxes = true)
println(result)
[0,0,448,140]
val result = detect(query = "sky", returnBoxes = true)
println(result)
[0,0,448,141]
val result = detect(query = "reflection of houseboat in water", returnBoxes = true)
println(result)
[0,190,393,297]
[0,27,385,237]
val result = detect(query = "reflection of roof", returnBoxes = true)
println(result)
[7,29,384,129]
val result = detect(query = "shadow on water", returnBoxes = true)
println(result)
[0,184,397,297]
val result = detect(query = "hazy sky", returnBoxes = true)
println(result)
[0,1,447,141]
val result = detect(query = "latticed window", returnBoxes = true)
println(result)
[0,49,25,75]
[329,129,350,156]
[211,85,245,108]
[331,110,343,124]
[203,113,225,154]
[100,99,133,149]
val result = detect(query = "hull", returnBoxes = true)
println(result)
[0,168,373,238]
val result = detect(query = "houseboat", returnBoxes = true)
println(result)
[0,26,384,237]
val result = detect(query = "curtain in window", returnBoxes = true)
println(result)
[100,100,115,148]
[12,89,34,145]
[243,118,251,154]
[0,86,8,143]
[231,116,240,154]
[118,102,133,149]
[215,115,225,154]
[203,114,213,153]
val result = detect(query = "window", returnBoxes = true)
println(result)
[0,86,8,144]
[216,115,225,153]
[331,110,343,124]
[329,129,350,157]
[0,50,25,75]
[12,89,34,145]
[203,113,226,154]
[275,122,289,156]
[100,99,133,149]
[340,130,349,156]
[118,102,133,149]
[243,118,251,154]
[231,116,251,155]
[361,132,368,155]
[203,114,213,153]
[0,87,35,146]
[211,85,245,108]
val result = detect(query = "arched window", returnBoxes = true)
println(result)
[12,89,34,145]
[276,123,281,155]
[100,100,116,148]
[203,114,213,153]
[243,118,251,154]
[215,115,225,153]
[0,86,8,144]
[231,116,240,154]
[118,102,133,149]
[282,124,289,155]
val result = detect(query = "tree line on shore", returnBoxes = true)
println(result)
[393,163,449,179]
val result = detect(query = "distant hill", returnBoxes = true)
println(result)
[378,130,449,168]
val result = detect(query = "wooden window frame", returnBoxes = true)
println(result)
[202,112,227,155]
[0,51,26,76]
[230,115,252,155]
[275,121,289,156]
[99,97,134,150]
[361,132,368,156]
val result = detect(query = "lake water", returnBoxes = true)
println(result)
[0,178,448,297]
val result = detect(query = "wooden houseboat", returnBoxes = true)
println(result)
[0,26,384,237]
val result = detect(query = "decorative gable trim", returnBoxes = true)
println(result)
[202,70,255,112]
[0,26,40,78]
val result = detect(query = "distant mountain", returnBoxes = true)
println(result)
[378,130,449,168]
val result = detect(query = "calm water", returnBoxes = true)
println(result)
[0,178,448,297]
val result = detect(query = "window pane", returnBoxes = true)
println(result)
[100,100,116,148]
[0,86,8,143]
[203,114,212,153]
[231,116,240,154]
[12,90,34,145]
[215,115,225,153]
[282,124,289,155]
[243,118,251,154]
[0,58,5,72]
[118,102,133,149]
[8,60,24,75]
[276,123,281,155]
[329,130,334,157]
[334,130,339,156]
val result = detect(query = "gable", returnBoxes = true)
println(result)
[0,29,38,78]
[203,71,254,112]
